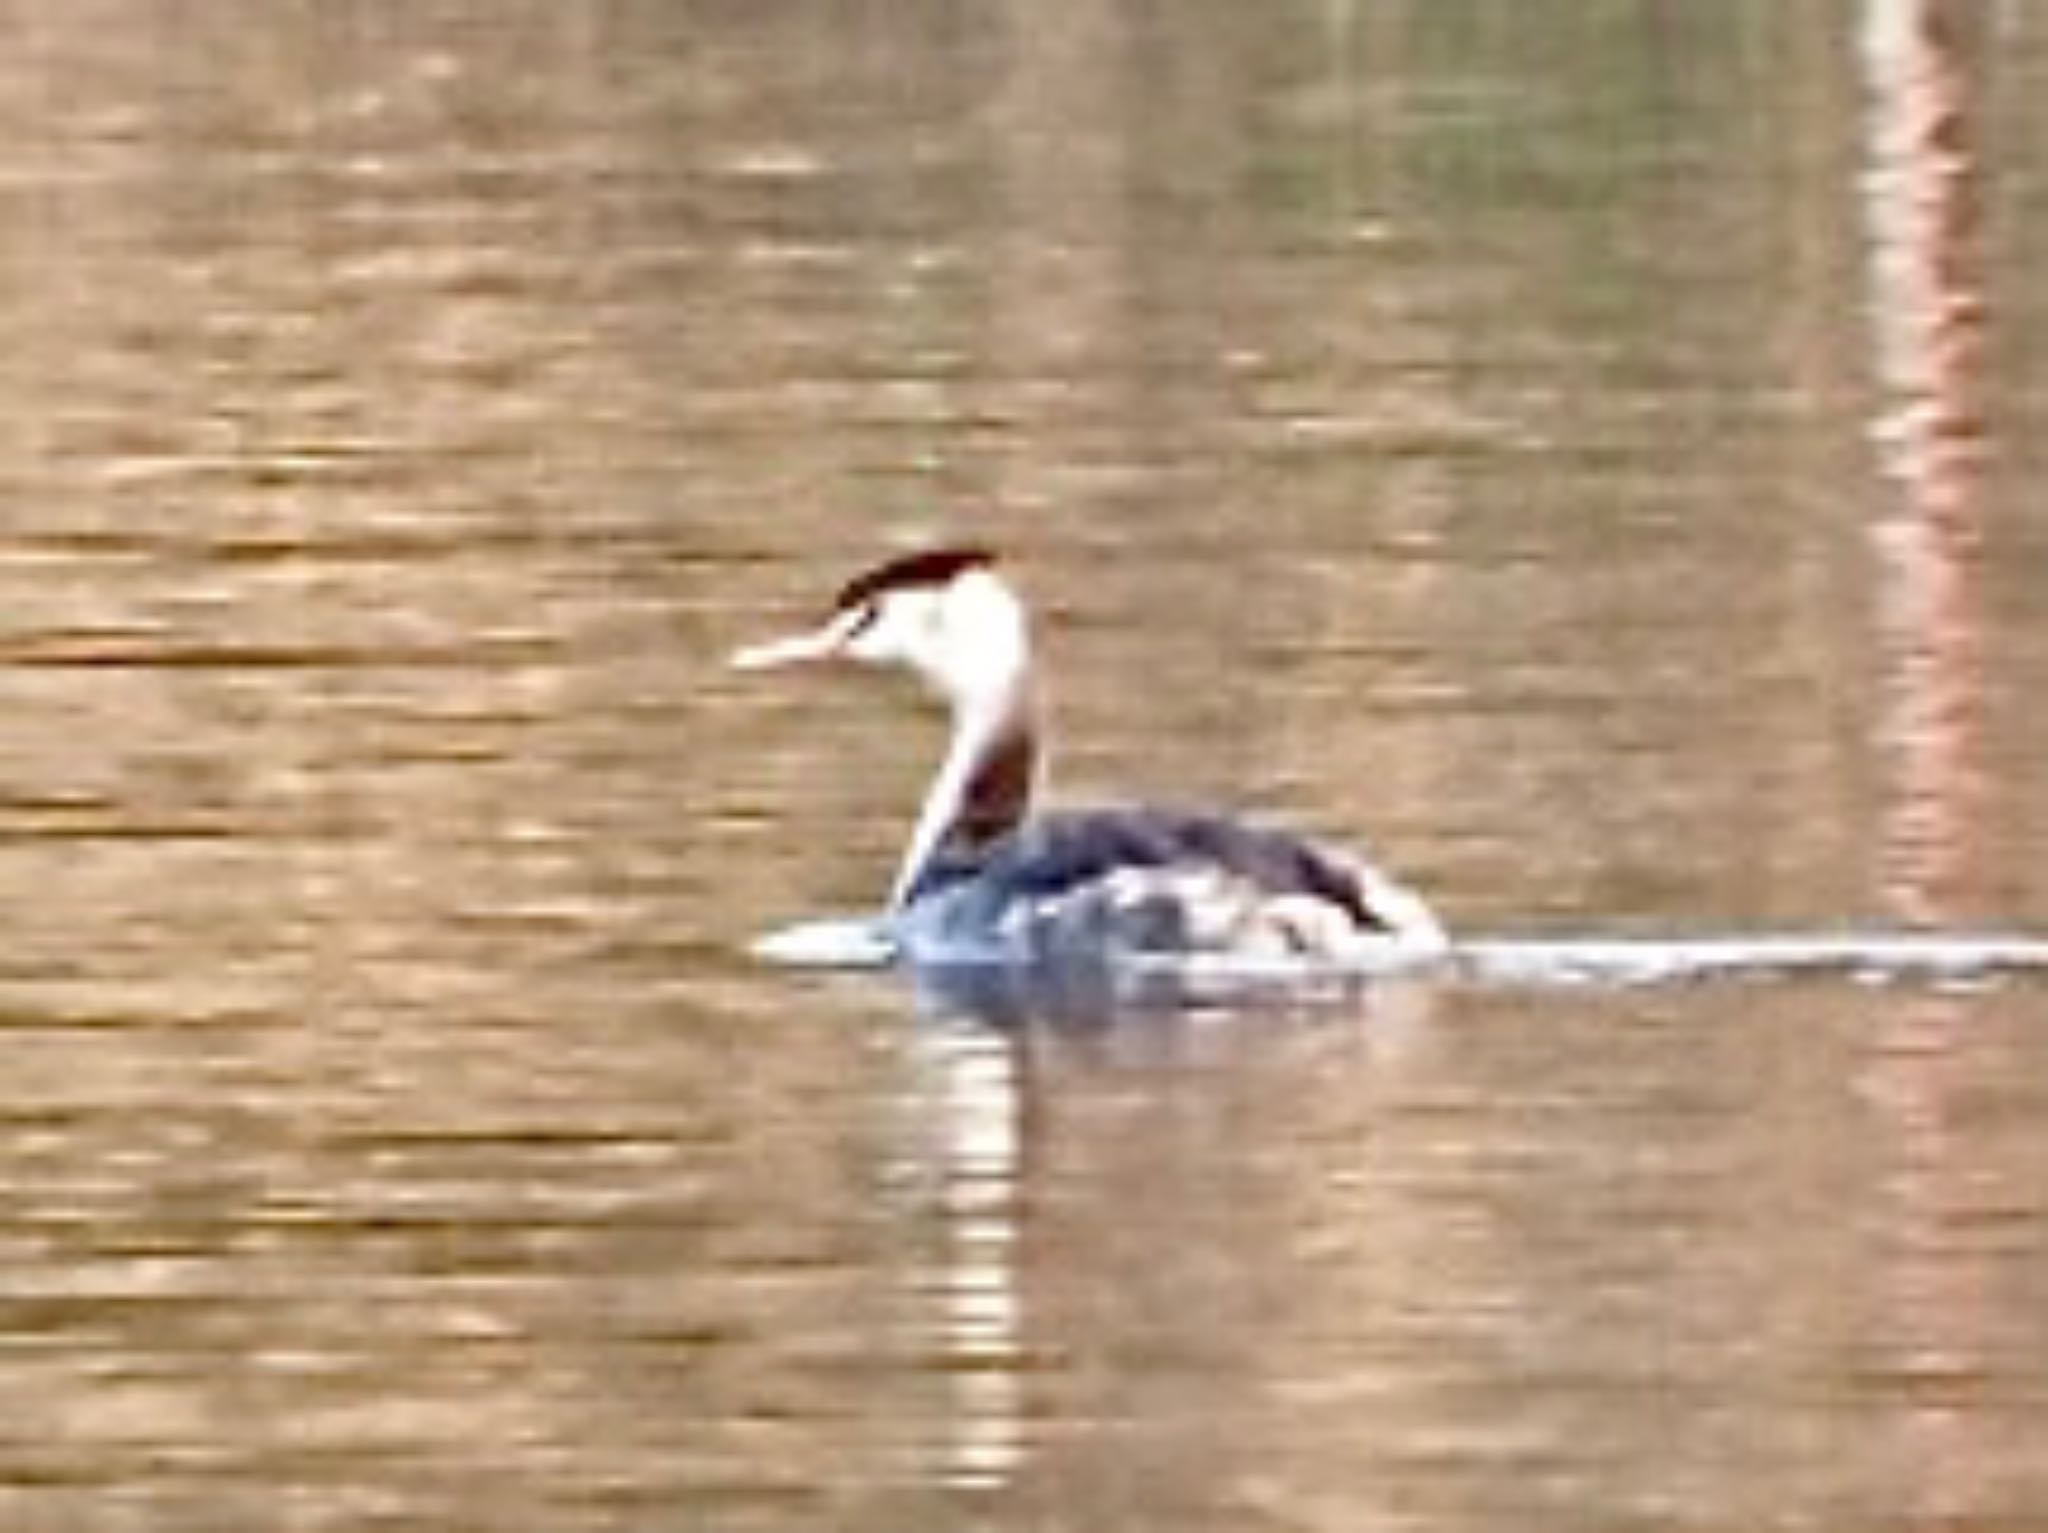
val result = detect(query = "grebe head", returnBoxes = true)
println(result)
[730,545,1029,717]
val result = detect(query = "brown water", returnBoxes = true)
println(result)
[3,2,2048,1529]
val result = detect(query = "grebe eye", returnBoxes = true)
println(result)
[843,601,879,638]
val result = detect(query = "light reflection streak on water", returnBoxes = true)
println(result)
[908,1023,1026,1491]
[1857,4,2002,1528]
[1858,0,1987,926]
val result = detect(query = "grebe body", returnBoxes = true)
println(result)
[732,548,1444,968]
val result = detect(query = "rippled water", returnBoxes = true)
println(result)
[3,3,2047,1530]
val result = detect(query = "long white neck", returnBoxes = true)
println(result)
[876,570,1040,909]
[890,677,1040,909]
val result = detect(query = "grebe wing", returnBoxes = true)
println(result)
[920,806,1394,929]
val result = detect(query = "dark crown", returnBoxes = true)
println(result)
[834,546,998,613]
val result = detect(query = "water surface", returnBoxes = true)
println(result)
[2,3,2047,1530]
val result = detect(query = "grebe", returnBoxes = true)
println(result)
[731,547,1445,968]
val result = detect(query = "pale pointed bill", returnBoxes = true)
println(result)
[728,608,864,671]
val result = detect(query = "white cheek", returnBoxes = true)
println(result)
[848,595,939,668]
[942,576,1028,690]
